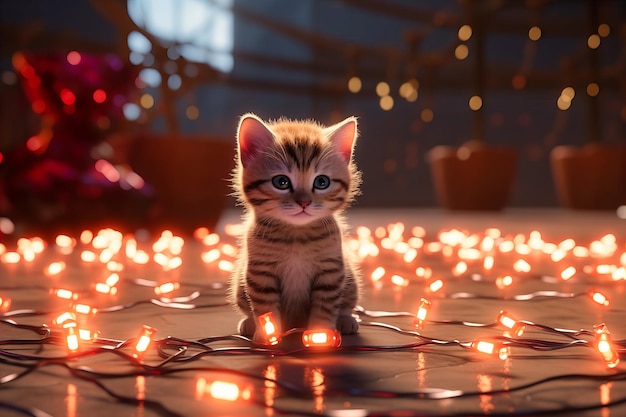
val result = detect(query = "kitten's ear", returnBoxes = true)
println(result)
[324,116,358,162]
[237,113,275,168]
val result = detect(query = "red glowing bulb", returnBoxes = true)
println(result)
[589,291,610,307]
[257,312,280,346]
[496,310,525,336]
[133,325,157,359]
[66,51,82,65]
[51,288,78,300]
[60,88,76,106]
[0,296,11,312]
[302,329,342,348]
[471,339,509,360]
[92,89,107,103]
[594,323,620,369]
[414,298,432,330]
[154,282,180,295]
[63,322,80,353]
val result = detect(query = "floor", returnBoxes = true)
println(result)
[1,208,625,417]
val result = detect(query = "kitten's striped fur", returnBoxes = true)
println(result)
[230,113,361,344]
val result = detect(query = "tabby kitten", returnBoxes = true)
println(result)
[230,113,362,344]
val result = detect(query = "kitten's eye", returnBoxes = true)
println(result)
[271,175,291,190]
[313,175,330,190]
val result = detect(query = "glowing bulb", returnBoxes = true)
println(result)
[53,312,77,326]
[154,282,180,295]
[45,261,67,276]
[414,298,432,330]
[513,259,531,273]
[589,291,610,307]
[78,328,100,341]
[471,339,509,360]
[483,255,495,271]
[495,275,513,289]
[560,266,576,281]
[133,325,157,359]
[51,288,78,300]
[370,266,385,282]
[0,296,11,311]
[428,279,443,293]
[391,274,409,287]
[452,261,468,276]
[73,303,98,315]
[257,312,280,346]
[64,323,80,353]
[302,329,342,348]
[92,89,107,103]
[94,282,117,295]
[594,324,619,369]
[496,310,525,336]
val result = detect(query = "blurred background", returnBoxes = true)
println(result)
[0,0,624,233]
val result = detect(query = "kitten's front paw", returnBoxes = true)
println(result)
[238,317,256,338]
[336,314,359,335]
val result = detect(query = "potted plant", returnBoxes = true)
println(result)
[428,139,517,211]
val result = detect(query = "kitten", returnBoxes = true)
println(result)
[230,113,362,344]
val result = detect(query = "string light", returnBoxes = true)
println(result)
[496,310,525,336]
[94,282,117,295]
[302,329,342,348]
[495,275,513,289]
[50,288,78,300]
[414,298,432,330]
[391,274,409,287]
[63,321,80,353]
[53,312,77,326]
[0,295,11,311]
[72,303,98,315]
[593,324,619,369]
[78,328,100,341]
[45,261,67,276]
[1,221,626,415]
[588,290,610,307]
[132,325,157,359]
[471,339,509,360]
[257,312,280,346]
[154,282,180,295]
[427,278,443,293]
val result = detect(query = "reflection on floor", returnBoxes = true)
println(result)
[1,208,625,417]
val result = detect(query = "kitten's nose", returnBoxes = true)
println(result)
[297,200,312,209]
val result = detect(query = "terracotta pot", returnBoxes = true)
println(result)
[427,141,517,210]
[129,134,234,231]
[550,144,625,210]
